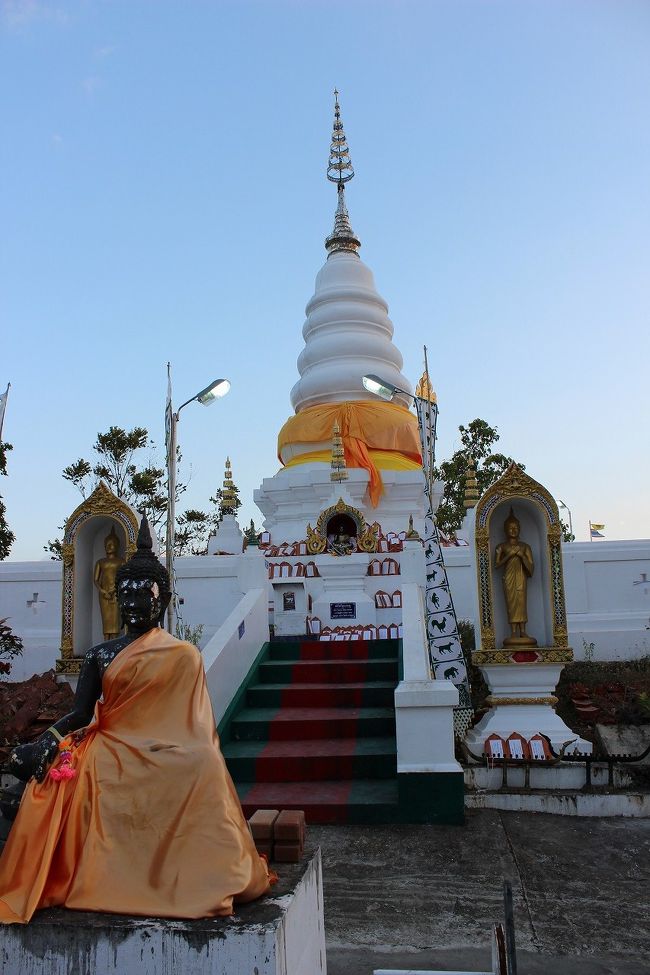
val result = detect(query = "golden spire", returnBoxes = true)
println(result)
[220,457,239,516]
[330,422,348,482]
[325,89,360,255]
[415,371,437,403]
[463,456,479,509]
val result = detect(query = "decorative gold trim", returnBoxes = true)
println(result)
[306,523,326,555]
[485,695,559,707]
[56,657,83,675]
[472,646,573,666]
[305,497,378,555]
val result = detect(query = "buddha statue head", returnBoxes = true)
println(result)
[503,508,520,541]
[116,514,171,633]
[104,526,121,558]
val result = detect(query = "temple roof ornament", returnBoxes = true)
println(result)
[415,370,437,404]
[220,457,238,516]
[325,90,360,256]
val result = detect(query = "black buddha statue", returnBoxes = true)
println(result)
[0,513,273,921]
[7,514,171,785]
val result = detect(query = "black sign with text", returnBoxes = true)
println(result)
[330,602,356,620]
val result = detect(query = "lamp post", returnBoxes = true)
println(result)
[557,499,573,541]
[165,375,231,634]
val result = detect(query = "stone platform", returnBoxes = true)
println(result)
[0,848,325,975]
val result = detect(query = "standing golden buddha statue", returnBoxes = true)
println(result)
[494,508,537,647]
[94,527,125,639]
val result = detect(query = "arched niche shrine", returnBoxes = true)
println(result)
[57,481,140,680]
[474,463,570,658]
[306,498,378,556]
[466,464,587,753]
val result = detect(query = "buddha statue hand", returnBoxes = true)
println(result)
[9,732,61,784]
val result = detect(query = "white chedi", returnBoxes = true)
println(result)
[289,247,413,415]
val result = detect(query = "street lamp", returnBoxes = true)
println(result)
[557,499,573,541]
[165,376,230,633]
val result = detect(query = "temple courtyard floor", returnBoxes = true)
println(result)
[310,809,650,975]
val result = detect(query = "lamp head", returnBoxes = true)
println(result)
[362,374,399,401]
[197,378,230,406]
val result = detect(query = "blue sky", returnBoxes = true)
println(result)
[2,0,649,559]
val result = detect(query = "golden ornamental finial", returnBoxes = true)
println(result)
[415,371,437,403]
[464,455,479,509]
[330,421,348,482]
[325,89,360,255]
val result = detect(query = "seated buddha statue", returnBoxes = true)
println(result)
[0,515,273,924]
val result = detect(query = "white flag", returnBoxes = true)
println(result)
[0,384,9,441]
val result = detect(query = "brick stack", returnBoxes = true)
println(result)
[248,808,306,863]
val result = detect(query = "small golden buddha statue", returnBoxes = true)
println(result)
[494,508,537,648]
[94,527,125,640]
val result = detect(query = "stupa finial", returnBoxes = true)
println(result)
[325,89,360,256]
[218,456,240,519]
[464,456,479,509]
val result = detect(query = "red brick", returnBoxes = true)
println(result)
[274,842,303,863]
[274,809,306,842]
[248,809,279,840]
[254,842,273,859]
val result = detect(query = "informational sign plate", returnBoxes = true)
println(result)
[330,602,356,620]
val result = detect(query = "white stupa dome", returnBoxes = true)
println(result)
[290,246,413,413]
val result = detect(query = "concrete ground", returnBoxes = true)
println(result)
[310,809,650,975]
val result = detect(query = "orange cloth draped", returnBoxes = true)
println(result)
[0,629,271,924]
[278,401,421,506]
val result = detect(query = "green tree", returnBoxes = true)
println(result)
[47,426,199,557]
[559,520,575,544]
[175,509,211,556]
[0,616,24,675]
[0,441,15,560]
[434,419,518,536]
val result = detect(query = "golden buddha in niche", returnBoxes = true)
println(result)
[94,527,125,639]
[494,508,537,647]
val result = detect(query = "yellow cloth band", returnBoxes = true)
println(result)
[278,400,421,506]
[283,448,422,472]
[48,727,64,742]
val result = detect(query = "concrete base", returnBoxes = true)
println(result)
[0,848,326,975]
[464,761,633,792]
[465,790,650,817]
[465,704,592,755]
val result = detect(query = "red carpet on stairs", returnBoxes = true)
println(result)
[221,638,401,824]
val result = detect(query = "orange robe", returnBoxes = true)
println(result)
[0,629,271,924]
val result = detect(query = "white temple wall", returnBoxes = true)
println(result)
[0,561,62,680]
[1,538,649,679]
[444,539,650,661]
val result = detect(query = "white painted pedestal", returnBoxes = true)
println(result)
[0,849,326,975]
[465,662,592,755]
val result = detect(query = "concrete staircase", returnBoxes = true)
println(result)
[221,638,401,824]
